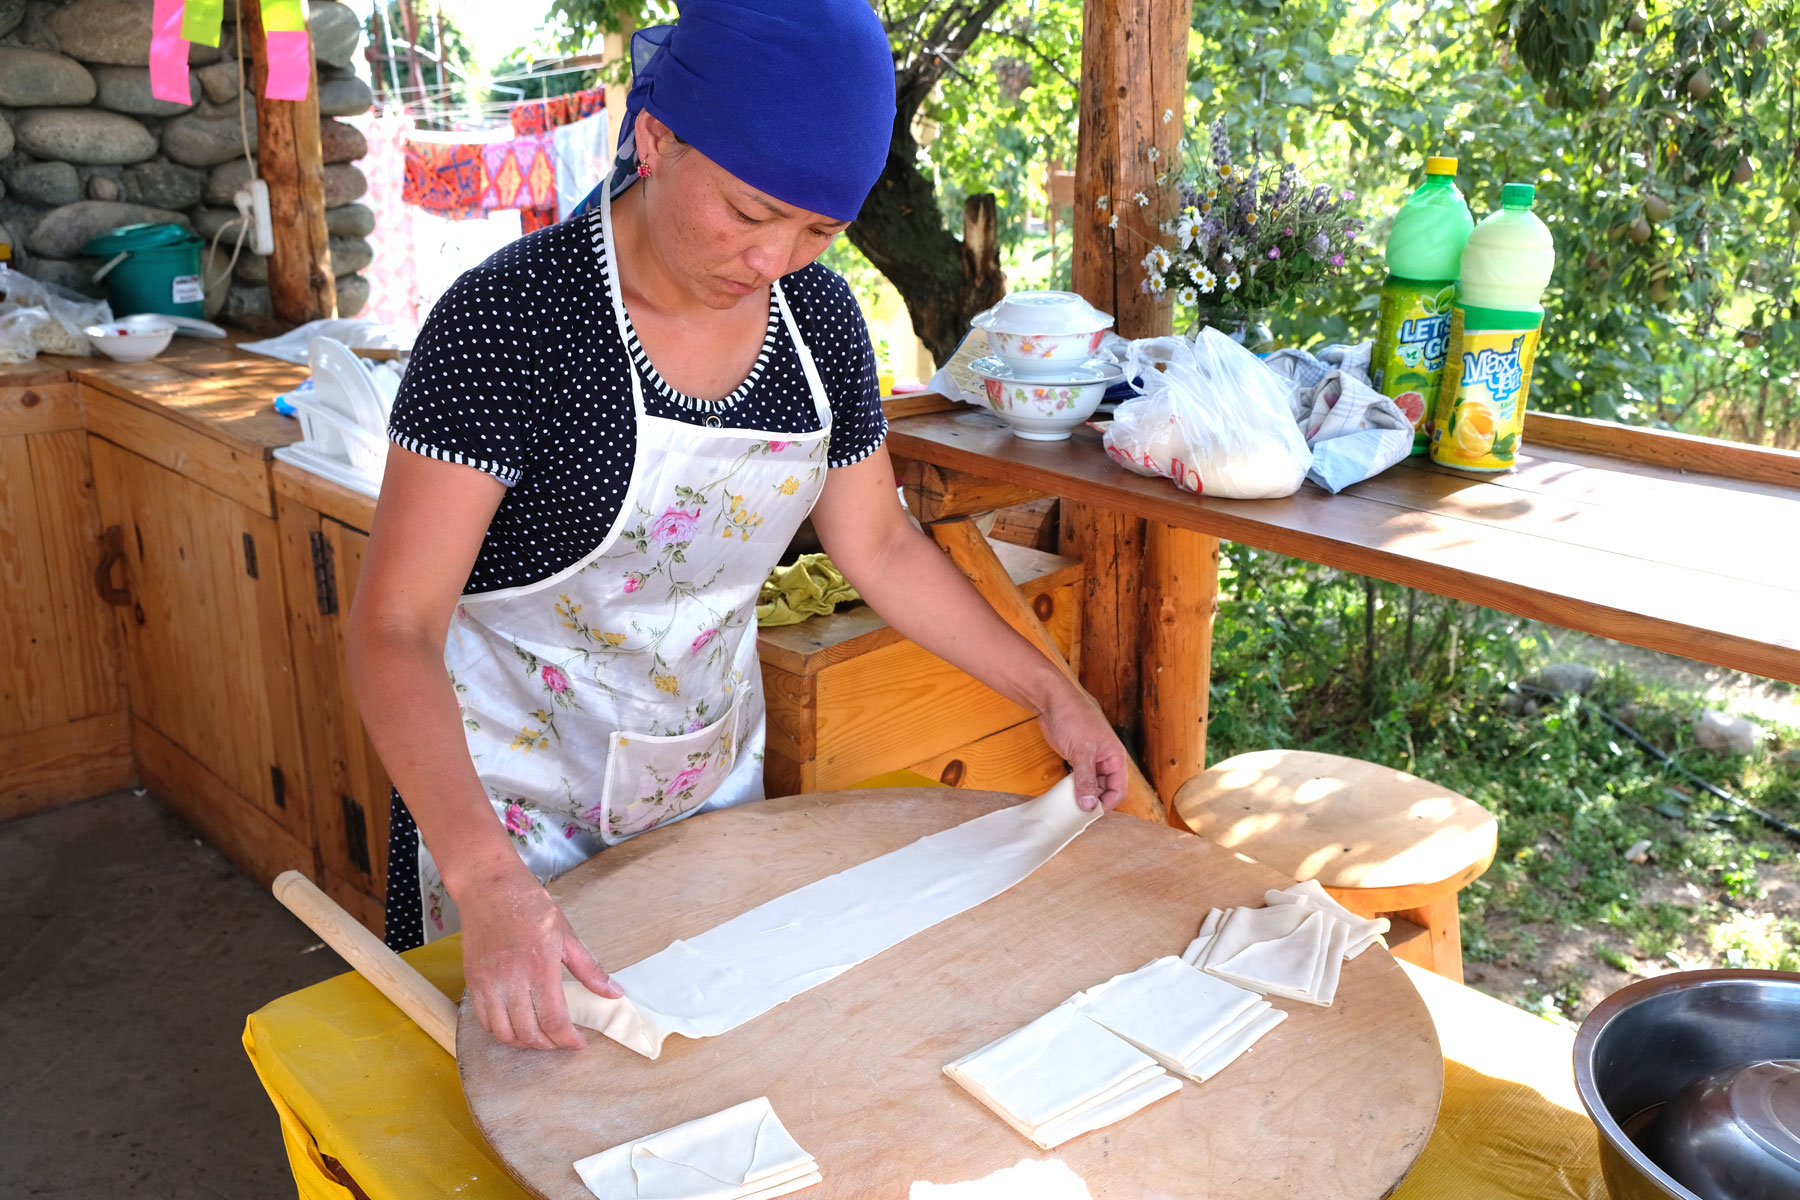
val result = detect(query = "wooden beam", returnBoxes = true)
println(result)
[897,457,1048,522]
[929,516,1166,824]
[1142,525,1218,821]
[243,0,337,323]
[1057,497,1145,743]
[1073,0,1192,341]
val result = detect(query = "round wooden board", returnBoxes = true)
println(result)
[460,788,1443,1199]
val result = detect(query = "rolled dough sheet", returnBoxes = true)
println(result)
[1186,1003,1288,1081]
[566,778,1100,1058]
[1264,880,1389,959]
[573,1095,819,1200]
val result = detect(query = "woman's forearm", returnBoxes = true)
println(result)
[346,616,525,897]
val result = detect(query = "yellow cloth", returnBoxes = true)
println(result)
[243,903,1603,1200]
[1391,962,1605,1200]
[755,553,859,627]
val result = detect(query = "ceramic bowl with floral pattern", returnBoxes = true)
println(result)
[971,356,1124,440]
[972,291,1115,378]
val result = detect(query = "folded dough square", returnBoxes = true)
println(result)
[943,1003,1180,1149]
[1071,956,1263,1078]
[1264,879,1390,959]
[573,1096,821,1200]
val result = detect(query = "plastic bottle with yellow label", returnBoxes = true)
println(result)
[1430,182,1555,471]
[1371,156,1473,452]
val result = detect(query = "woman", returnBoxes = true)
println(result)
[349,0,1128,1052]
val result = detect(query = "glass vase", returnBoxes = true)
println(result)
[1192,308,1275,354]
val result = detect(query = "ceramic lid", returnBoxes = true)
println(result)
[969,356,1125,386]
[971,291,1115,336]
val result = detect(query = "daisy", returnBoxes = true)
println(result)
[1162,108,1174,123]
[1134,191,1150,207]
[1141,245,1172,275]
[1192,266,1217,292]
[1225,271,1242,291]
[1147,146,1161,163]
[1177,286,1198,305]
[1096,194,1110,211]
[1108,213,1119,230]
[1175,210,1204,250]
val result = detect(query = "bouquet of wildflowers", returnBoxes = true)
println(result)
[1140,118,1364,318]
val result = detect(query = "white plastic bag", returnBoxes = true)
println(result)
[0,307,49,364]
[1103,329,1312,499]
[0,265,111,356]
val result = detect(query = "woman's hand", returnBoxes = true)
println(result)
[456,859,624,1050]
[1036,683,1130,813]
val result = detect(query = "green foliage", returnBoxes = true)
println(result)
[915,1,1084,253]
[1208,545,1800,998]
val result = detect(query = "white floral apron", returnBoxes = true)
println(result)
[415,186,833,940]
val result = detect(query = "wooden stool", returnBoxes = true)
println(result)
[1174,749,1498,982]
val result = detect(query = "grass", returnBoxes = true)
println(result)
[1204,544,1800,1020]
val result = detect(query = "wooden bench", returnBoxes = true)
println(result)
[757,538,1082,798]
[1175,749,1499,982]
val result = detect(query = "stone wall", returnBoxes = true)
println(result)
[0,0,375,320]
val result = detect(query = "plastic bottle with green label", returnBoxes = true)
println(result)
[1371,156,1474,451]
[1430,182,1556,472]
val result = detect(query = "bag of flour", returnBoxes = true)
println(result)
[1103,330,1311,499]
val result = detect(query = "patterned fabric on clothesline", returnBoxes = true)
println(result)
[509,86,606,136]
[481,134,557,211]
[402,139,486,219]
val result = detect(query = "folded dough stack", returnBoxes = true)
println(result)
[1263,879,1389,958]
[573,1097,821,1200]
[1184,903,1349,1007]
[943,1003,1182,1149]
[1071,956,1287,1082]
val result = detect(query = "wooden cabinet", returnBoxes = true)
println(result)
[273,464,390,933]
[0,374,132,817]
[86,392,312,886]
[759,540,1084,797]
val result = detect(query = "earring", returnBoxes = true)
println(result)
[637,162,652,179]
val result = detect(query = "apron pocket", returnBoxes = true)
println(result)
[598,688,745,845]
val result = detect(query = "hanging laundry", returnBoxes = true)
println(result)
[510,86,606,136]
[403,140,487,220]
[481,134,557,212]
[551,112,610,221]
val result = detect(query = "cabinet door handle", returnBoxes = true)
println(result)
[95,525,132,606]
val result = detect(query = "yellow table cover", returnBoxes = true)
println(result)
[244,863,1604,1200]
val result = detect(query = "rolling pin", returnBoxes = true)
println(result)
[272,870,460,1058]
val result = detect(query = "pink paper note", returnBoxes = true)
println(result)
[264,30,311,101]
[149,0,192,105]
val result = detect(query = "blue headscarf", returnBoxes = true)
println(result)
[577,0,895,224]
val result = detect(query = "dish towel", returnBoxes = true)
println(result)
[1262,341,1415,494]
[1070,956,1286,1082]
[1263,879,1390,959]
[401,139,488,219]
[756,553,861,627]
[1187,904,1350,1007]
[943,1003,1181,1150]
[564,778,1101,1058]
[573,1096,821,1200]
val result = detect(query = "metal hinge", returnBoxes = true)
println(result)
[309,531,338,616]
[270,764,286,809]
[242,532,259,579]
[341,794,371,876]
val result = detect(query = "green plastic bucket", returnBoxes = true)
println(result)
[83,222,205,319]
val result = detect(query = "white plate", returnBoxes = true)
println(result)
[970,356,1126,387]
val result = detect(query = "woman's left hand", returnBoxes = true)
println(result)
[1035,683,1130,813]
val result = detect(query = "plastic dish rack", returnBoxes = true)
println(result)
[272,337,395,497]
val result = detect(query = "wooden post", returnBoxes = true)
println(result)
[1063,0,1195,805]
[1142,526,1218,820]
[243,0,337,323]
[929,517,1167,824]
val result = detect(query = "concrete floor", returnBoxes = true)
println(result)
[1,791,344,1199]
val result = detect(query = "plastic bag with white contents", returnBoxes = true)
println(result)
[1103,329,1312,499]
[0,307,50,364]
[0,265,111,356]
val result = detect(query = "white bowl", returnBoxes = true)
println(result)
[85,319,176,362]
[971,356,1123,441]
[972,291,1115,378]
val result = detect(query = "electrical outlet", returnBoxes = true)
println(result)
[234,180,275,256]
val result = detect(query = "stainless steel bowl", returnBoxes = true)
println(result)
[1647,1059,1800,1199]
[1574,969,1800,1200]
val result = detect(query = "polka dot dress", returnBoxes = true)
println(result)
[380,209,887,950]
[387,204,888,596]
